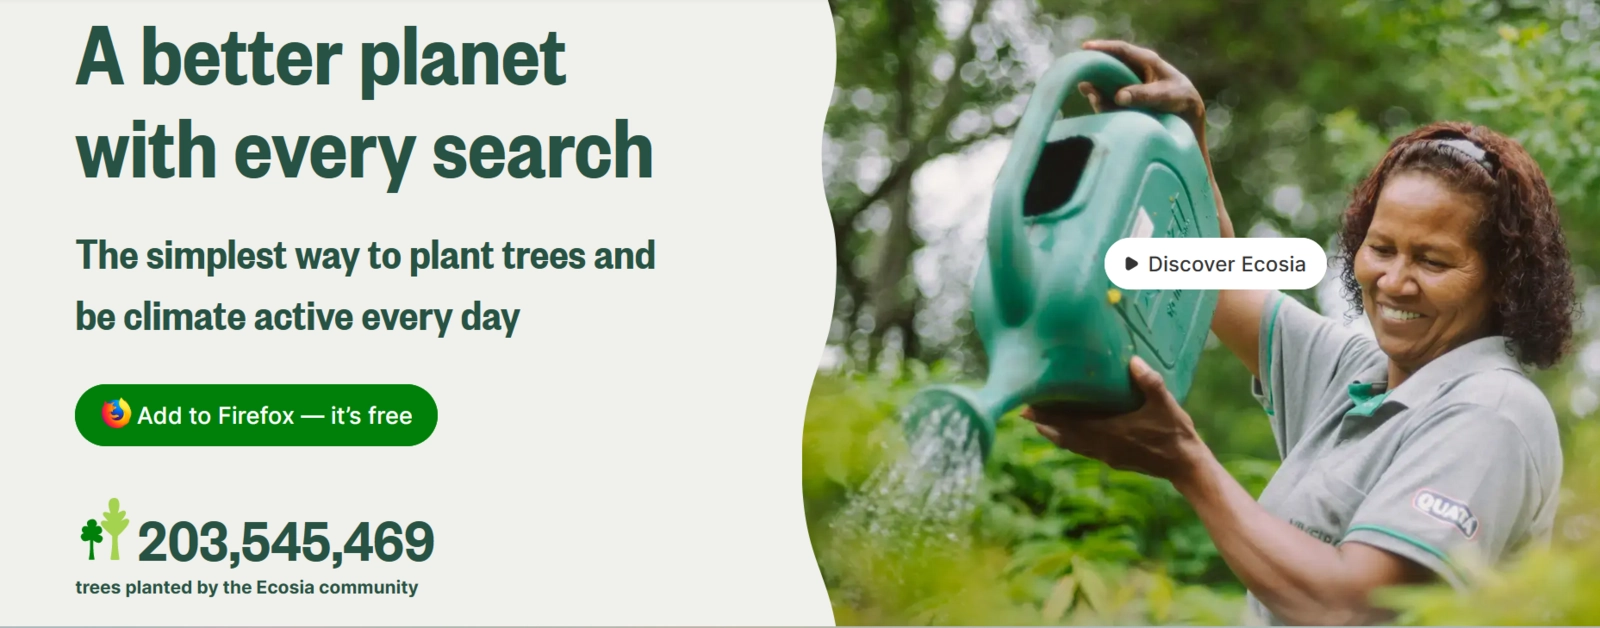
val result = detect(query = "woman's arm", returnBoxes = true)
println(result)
[1173,441,1433,625]
[1213,291,1270,380]
[1079,40,1271,379]
[1029,361,1433,625]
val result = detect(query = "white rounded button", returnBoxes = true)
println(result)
[1104,237,1328,290]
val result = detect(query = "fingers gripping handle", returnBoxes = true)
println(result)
[987,51,1141,326]
[1014,50,1142,166]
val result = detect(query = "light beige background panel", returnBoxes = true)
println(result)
[0,1,837,625]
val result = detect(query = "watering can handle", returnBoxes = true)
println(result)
[988,51,1141,326]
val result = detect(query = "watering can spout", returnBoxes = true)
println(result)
[899,385,1002,461]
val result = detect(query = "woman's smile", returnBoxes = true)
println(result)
[1377,303,1424,322]
[1373,301,1433,347]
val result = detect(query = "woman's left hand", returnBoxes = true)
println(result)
[1022,357,1207,482]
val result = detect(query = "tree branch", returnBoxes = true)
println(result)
[832,0,1000,229]
[834,114,1017,229]
[922,0,997,147]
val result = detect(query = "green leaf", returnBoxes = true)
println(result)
[1147,571,1175,623]
[1071,556,1110,612]
[1041,575,1076,622]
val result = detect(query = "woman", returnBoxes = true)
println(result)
[1025,40,1576,625]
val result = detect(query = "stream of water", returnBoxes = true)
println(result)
[826,394,987,583]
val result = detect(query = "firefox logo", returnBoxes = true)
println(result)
[101,399,131,428]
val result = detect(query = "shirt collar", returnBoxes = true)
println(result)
[1348,336,1522,411]
[1345,379,1390,417]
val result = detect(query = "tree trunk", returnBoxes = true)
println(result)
[869,181,915,368]
[899,314,921,366]
[110,535,120,561]
[867,0,920,373]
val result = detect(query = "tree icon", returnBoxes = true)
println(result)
[81,519,103,560]
[101,498,129,561]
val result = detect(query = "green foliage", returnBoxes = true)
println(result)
[1334,0,1600,269]
[978,406,1274,589]
[805,369,1261,625]
[805,368,1600,625]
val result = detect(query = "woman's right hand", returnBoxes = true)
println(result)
[1080,39,1230,239]
[1077,40,1205,137]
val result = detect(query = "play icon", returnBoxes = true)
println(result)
[1124,257,1138,271]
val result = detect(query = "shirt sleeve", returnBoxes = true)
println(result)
[1251,291,1376,457]
[1340,404,1544,589]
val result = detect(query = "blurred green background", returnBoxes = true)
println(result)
[809,0,1600,624]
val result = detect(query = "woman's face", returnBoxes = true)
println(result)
[1354,172,1495,371]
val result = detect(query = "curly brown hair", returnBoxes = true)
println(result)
[1336,121,1577,369]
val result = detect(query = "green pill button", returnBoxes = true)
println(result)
[77,384,437,446]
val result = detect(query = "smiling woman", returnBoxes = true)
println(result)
[1340,123,1576,372]
[1027,39,1579,627]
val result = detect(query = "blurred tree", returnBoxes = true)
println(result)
[828,0,1036,373]
[1349,0,1600,266]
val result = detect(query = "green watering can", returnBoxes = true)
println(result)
[903,51,1220,459]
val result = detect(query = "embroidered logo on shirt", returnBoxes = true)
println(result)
[1413,489,1479,539]
[1290,519,1336,545]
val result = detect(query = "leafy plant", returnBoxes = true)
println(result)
[804,368,1258,625]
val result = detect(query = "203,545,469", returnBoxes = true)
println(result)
[138,521,432,568]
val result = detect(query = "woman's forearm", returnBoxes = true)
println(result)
[1172,442,1413,625]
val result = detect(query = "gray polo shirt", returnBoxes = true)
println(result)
[1243,291,1562,625]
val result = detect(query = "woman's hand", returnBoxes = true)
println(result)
[1022,357,1207,482]
[1076,40,1206,138]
